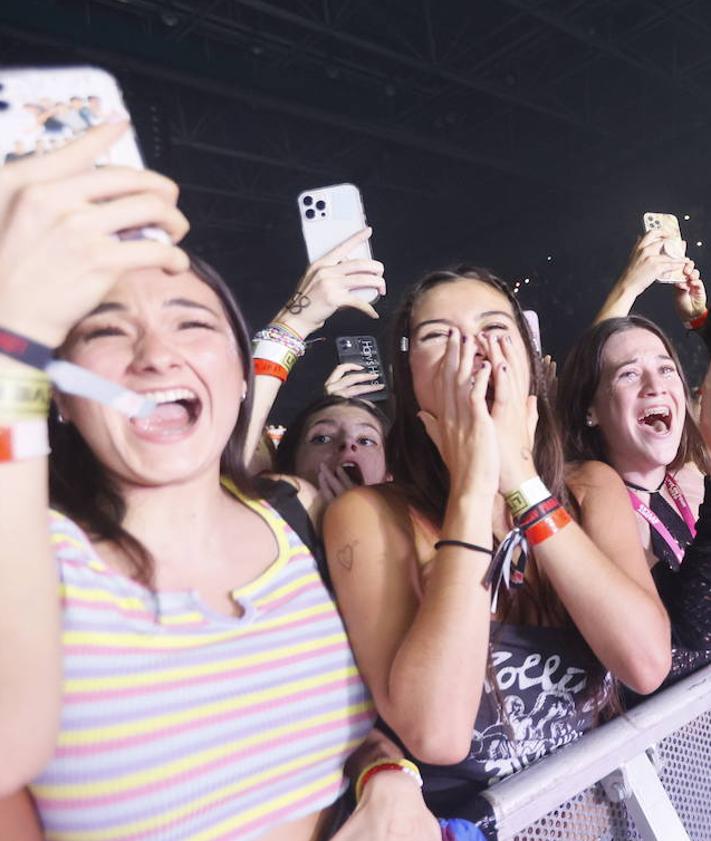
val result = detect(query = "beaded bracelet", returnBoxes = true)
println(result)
[355,758,423,803]
[253,323,306,357]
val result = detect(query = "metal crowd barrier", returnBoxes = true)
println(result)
[481,664,711,840]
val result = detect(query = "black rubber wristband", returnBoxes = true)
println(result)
[434,539,493,556]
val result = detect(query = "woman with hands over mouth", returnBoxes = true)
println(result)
[274,395,390,503]
[0,123,442,841]
[323,267,670,825]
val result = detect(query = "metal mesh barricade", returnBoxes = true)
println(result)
[656,709,711,840]
[501,784,642,841]
[488,671,711,841]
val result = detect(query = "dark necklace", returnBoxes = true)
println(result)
[624,476,666,494]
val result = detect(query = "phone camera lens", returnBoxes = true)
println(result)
[303,195,313,207]
[0,101,7,112]
[316,200,325,210]
[305,208,316,219]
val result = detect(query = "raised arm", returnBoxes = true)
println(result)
[594,231,688,323]
[245,228,385,467]
[0,124,188,793]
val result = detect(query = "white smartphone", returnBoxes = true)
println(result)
[522,310,542,354]
[642,212,686,283]
[297,182,380,304]
[0,65,166,242]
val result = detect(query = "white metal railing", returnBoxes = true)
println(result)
[481,664,711,840]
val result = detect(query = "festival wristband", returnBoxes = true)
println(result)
[0,419,50,463]
[515,496,558,529]
[0,373,52,418]
[355,759,423,803]
[0,326,154,419]
[504,476,550,518]
[252,339,299,373]
[254,357,289,382]
[686,309,709,331]
[524,506,572,546]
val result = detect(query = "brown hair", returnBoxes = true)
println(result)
[388,265,569,626]
[557,315,711,475]
[48,255,256,587]
[275,395,391,478]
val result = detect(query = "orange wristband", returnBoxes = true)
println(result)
[254,358,289,382]
[687,309,709,331]
[525,506,572,546]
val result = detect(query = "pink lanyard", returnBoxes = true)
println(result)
[627,474,697,566]
[664,474,697,537]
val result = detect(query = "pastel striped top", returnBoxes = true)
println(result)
[32,485,374,841]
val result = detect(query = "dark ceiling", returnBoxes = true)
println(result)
[2,0,711,419]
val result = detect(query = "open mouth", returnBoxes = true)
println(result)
[131,387,203,435]
[340,461,364,485]
[637,406,672,434]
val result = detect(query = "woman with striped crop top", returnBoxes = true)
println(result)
[0,123,440,840]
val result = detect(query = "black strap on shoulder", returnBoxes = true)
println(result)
[255,477,332,591]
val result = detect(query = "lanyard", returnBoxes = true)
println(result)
[627,474,697,567]
[664,473,697,538]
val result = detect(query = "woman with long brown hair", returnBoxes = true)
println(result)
[323,266,671,824]
[0,122,440,841]
[558,315,711,682]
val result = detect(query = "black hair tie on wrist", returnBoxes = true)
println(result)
[434,540,494,556]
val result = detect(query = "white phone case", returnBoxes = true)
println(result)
[642,212,686,283]
[297,183,379,303]
[0,66,167,242]
[0,66,139,166]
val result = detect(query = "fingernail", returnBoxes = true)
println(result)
[505,335,513,344]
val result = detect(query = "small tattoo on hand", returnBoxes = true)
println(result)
[286,293,311,314]
[337,541,357,571]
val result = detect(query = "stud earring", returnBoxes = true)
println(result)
[585,416,594,427]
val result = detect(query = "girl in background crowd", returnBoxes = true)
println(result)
[558,316,711,682]
[275,395,390,502]
[322,266,670,827]
[0,123,440,840]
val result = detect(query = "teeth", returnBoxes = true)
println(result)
[638,406,671,422]
[142,388,198,405]
[341,461,356,468]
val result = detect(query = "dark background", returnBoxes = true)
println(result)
[2,0,711,421]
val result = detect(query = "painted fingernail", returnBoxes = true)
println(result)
[505,335,513,344]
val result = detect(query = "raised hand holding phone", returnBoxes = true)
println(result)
[642,212,688,283]
[274,227,386,338]
[298,183,382,304]
[0,121,189,418]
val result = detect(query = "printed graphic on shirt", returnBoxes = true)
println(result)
[469,648,600,783]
